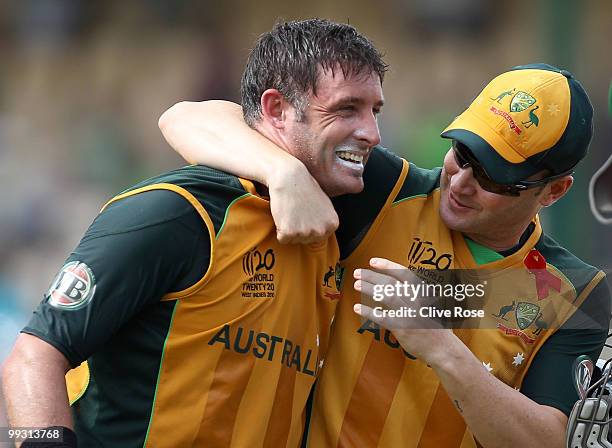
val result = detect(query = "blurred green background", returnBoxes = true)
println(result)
[0,0,611,423]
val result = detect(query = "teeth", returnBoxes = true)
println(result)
[336,151,364,164]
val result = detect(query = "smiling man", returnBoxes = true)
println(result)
[159,64,611,447]
[239,21,384,198]
[2,19,387,447]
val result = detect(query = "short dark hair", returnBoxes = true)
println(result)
[241,18,388,126]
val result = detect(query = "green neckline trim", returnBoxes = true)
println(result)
[392,187,440,206]
[392,193,428,206]
[464,237,504,265]
[215,193,252,240]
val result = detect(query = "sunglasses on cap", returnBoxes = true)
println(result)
[451,140,574,197]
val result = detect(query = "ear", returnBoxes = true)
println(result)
[260,89,288,129]
[539,175,573,207]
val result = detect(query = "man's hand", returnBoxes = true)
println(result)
[352,257,455,364]
[159,100,338,244]
[351,257,568,448]
[268,161,338,244]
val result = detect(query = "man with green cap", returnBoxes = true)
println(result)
[159,64,611,447]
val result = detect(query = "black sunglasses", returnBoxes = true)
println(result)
[451,140,574,197]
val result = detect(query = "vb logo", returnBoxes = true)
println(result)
[242,248,275,276]
[47,261,96,310]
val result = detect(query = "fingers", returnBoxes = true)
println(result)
[269,168,339,245]
[354,267,397,287]
[353,303,377,321]
[354,258,417,294]
[273,208,338,245]
[276,222,336,244]
[354,278,406,310]
[367,258,418,283]
[353,259,424,312]
[353,303,406,330]
[369,257,406,270]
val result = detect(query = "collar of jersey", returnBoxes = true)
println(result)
[238,178,269,201]
[452,215,543,272]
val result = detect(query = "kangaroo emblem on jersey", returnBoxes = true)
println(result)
[323,263,344,301]
[492,300,516,320]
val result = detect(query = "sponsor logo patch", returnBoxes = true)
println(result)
[46,261,96,310]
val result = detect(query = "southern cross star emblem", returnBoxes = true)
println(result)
[482,361,493,373]
[512,353,525,366]
[546,104,560,116]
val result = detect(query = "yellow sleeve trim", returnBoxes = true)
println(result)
[573,270,606,307]
[102,184,217,301]
[66,361,90,405]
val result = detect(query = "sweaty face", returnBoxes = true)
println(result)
[439,148,546,246]
[283,68,384,197]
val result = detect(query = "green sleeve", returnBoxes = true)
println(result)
[22,189,210,367]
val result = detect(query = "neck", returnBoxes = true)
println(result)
[464,222,534,252]
[254,122,292,154]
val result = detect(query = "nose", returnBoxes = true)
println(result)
[355,112,381,148]
[450,164,478,196]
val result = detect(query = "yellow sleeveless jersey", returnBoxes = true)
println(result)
[60,166,341,447]
[307,156,607,448]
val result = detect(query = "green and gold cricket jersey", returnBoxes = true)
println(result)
[306,148,610,448]
[24,165,341,447]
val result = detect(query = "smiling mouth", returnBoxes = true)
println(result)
[449,191,472,209]
[336,151,364,164]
